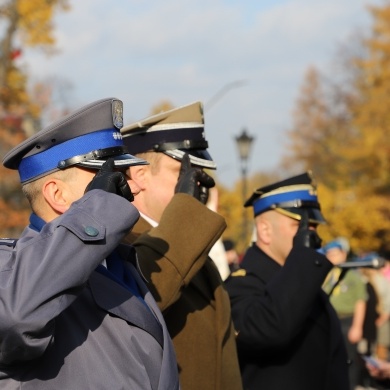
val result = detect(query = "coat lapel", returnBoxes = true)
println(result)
[188,260,218,308]
[89,270,163,347]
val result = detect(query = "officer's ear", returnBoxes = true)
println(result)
[127,165,148,194]
[255,213,272,245]
[41,178,71,215]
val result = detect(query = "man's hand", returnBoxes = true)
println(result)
[365,357,390,380]
[293,210,322,249]
[175,153,215,204]
[84,158,134,202]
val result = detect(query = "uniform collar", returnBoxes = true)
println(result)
[29,213,46,232]
[140,212,158,227]
[241,243,282,282]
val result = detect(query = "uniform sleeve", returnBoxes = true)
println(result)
[133,193,226,311]
[0,190,139,364]
[226,246,333,352]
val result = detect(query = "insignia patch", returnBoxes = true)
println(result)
[112,100,123,129]
[231,269,246,277]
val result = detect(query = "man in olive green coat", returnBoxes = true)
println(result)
[121,102,243,390]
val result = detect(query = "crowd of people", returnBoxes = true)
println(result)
[0,97,389,389]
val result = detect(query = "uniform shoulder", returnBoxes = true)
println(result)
[230,268,247,277]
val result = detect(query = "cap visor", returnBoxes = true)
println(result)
[76,153,149,170]
[165,149,216,169]
[276,207,326,225]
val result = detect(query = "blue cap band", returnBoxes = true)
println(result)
[253,189,318,216]
[19,129,124,183]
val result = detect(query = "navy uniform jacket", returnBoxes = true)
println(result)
[0,190,179,390]
[225,243,349,390]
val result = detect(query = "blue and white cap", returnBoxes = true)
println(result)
[319,237,350,254]
[120,101,216,170]
[245,171,326,224]
[2,98,148,183]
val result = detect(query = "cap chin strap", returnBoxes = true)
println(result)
[273,207,324,225]
[57,146,129,169]
[273,207,302,221]
[164,149,217,169]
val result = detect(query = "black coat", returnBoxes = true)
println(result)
[225,244,350,390]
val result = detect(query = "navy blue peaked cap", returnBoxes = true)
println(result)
[3,97,148,183]
[121,101,216,169]
[245,171,326,224]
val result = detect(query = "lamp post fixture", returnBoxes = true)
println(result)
[235,128,255,248]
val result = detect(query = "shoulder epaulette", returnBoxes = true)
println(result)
[0,238,18,248]
[231,269,246,277]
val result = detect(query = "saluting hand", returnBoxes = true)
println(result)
[174,153,215,204]
[293,210,322,249]
[85,158,134,202]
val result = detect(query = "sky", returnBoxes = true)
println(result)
[20,0,382,188]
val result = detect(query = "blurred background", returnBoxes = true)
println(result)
[0,0,389,256]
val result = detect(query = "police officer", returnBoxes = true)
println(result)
[225,172,349,390]
[0,98,179,389]
[120,102,243,390]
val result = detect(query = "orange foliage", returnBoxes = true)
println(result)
[0,0,70,237]
[282,2,390,255]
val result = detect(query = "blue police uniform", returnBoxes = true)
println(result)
[0,98,180,389]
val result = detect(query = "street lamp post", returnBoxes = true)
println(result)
[235,128,255,248]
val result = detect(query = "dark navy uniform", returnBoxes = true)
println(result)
[226,244,349,390]
[225,172,349,390]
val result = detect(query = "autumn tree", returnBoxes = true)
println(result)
[283,2,390,255]
[0,0,70,237]
[350,3,390,193]
[282,66,358,188]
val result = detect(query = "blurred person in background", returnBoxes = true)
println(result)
[378,252,390,362]
[364,356,390,389]
[322,238,368,390]
[207,187,231,281]
[222,239,241,273]
[356,254,390,389]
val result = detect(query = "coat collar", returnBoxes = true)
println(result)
[240,244,281,283]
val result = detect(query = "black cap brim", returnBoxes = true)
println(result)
[76,153,149,170]
[164,148,216,169]
[276,207,326,225]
